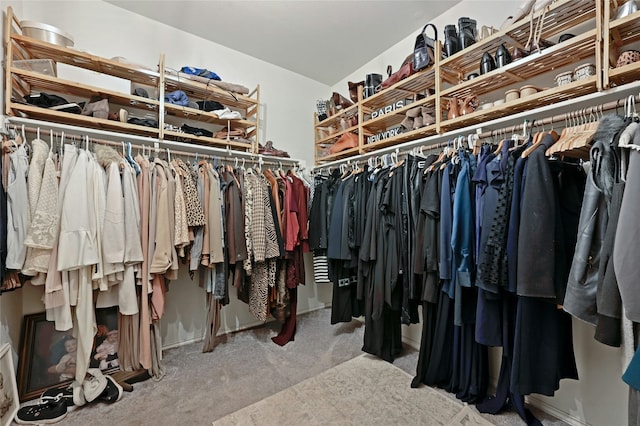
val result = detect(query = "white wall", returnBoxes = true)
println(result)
[1,0,331,352]
[332,1,630,425]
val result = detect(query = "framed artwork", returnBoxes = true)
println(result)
[0,343,19,426]
[17,308,121,401]
[90,307,120,374]
[17,313,76,401]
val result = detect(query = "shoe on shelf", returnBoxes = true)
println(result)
[215,127,246,139]
[480,52,497,75]
[108,108,129,123]
[15,401,67,425]
[197,100,224,112]
[406,106,422,118]
[421,106,436,125]
[41,381,86,408]
[82,368,108,403]
[259,141,290,158]
[400,116,414,130]
[212,108,242,119]
[97,375,123,404]
[495,44,512,68]
[412,115,424,130]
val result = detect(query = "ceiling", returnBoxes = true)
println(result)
[105,1,459,86]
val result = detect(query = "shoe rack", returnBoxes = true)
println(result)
[3,7,259,153]
[314,0,629,165]
[438,0,601,132]
[313,101,360,164]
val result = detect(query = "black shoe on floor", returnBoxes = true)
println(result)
[98,375,123,404]
[41,381,85,408]
[15,401,67,425]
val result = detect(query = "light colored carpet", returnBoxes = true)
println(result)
[213,354,496,426]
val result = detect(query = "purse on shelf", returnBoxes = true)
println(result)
[413,23,438,71]
[347,81,364,103]
[380,54,415,90]
[524,4,554,54]
[329,132,359,154]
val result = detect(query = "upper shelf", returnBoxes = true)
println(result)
[439,75,598,131]
[314,102,358,129]
[164,72,258,110]
[440,0,598,78]
[361,94,436,133]
[441,29,598,99]
[10,103,160,137]
[11,34,161,87]
[609,10,640,46]
[10,68,161,111]
[360,67,437,110]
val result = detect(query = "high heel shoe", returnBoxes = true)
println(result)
[495,44,512,68]
[480,52,496,75]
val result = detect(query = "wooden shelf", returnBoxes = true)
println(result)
[440,76,598,131]
[315,103,358,129]
[10,68,160,111]
[10,103,160,137]
[361,95,436,133]
[440,0,597,78]
[163,130,253,151]
[441,29,597,100]
[164,72,258,110]
[164,103,256,129]
[360,68,437,110]
[5,6,261,154]
[315,125,359,145]
[362,124,437,151]
[609,60,640,86]
[609,10,640,46]
[11,34,160,87]
[315,146,361,163]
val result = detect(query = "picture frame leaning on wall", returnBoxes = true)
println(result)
[0,343,19,426]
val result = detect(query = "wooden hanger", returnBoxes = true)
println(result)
[545,114,570,156]
[522,121,551,158]
[567,108,599,153]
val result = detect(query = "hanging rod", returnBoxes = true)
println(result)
[314,81,640,170]
[476,94,640,139]
[5,116,302,166]
[15,124,298,168]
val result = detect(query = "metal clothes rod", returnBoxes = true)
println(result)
[15,125,298,167]
[313,140,454,172]
[5,116,301,167]
[476,94,640,139]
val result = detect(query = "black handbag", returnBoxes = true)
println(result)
[413,24,437,71]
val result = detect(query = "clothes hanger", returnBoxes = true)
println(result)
[522,120,549,158]
[567,107,599,154]
[546,113,570,156]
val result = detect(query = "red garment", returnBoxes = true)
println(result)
[289,172,310,253]
[284,177,300,252]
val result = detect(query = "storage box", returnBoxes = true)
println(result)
[13,59,57,77]
[20,21,74,47]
